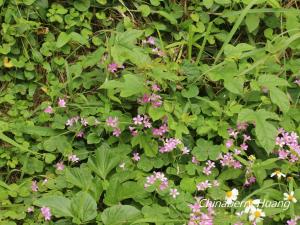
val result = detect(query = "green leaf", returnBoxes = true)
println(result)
[156,11,177,25]
[65,167,93,190]
[101,205,142,225]
[257,75,289,88]
[139,5,151,17]
[80,47,105,69]
[56,32,71,48]
[74,0,90,11]
[269,87,290,113]
[245,14,260,32]
[181,85,199,98]
[70,192,97,224]
[88,145,121,179]
[148,106,166,121]
[132,134,158,157]
[224,78,244,95]
[34,196,72,217]
[238,109,279,153]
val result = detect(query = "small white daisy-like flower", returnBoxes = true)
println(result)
[284,191,297,203]
[225,188,239,204]
[249,208,265,223]
[244,199,260,213]
[270,170,286,179]
[169,188,180,198]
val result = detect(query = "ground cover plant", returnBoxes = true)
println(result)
[0,0,300,224]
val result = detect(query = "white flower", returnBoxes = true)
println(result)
[119,162,125,169]
[244,199,260,213]
[169,188,180,198]
[284,191,297,203]
[270,170,286,179]
[249,208,265,223]
[225,188,239,204]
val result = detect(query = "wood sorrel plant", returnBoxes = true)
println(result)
[0,0,300,224]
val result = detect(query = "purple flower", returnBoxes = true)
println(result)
[44,106,53,114]
[106,116,118,128]
[169,188,180,198]
[225,139,234,148]
[68,154,79,163]
[76,131,84,138]
[113,128,121,137]
[151,83,160,91]
[55,161,65,171]
[108,63,118,73]
[147,36,155,45]
[41,207,51,221]
[132,152,140,161]
[58,98,66,107]
[294,79,300,86]
[31,180,38,192]
[133,115,143,125]
[80,118,88,126]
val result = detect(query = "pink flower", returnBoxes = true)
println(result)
[278,149,289,159]
[31,180,38,192]
[55,161,65,171]
[197,180,211,191]
[225,139,234,148]
[133,115,143,125]
[159,138,181,153]
[147,36,155,45]
[113,128,121,137]
[132,152,140,161]
[108,63,118,73]
[106,116,118,128]
[191,156,199,164]
[169,188,180,198]
[240,143,248,151]
[44,106,53,114]
[80,118,88,126]
[58,98,66,107]
[68,154,79,163]
[294,80,300,86]
[143,115,152,128]
[129,126,138,136]
[243,134,251,142]
[152,83,161,92]
[237,122,248,131]
[76,131,84,138]
[41,207,51,221]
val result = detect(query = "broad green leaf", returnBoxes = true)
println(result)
[139,5,151,17]
[257,75,289,88]
[245,14,260,32]
[70,192,97,223]
[269,87,290,113]
[88,145,121,179]
[56,32,70,48]
[74,0,90,11]
[34,196,72,217]
[101,205,142,225]
[181,85,199,98]
[65,167,93,190]
[131,134,158,157]
[80,47,105,69]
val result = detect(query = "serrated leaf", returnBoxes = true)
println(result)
[269,87,290,113]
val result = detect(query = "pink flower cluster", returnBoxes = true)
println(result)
[202,160,215,175]
[152,123,168,137]
[287,216,300,225]
[275,128,300,162]
[41,207,51,221]
[128,114,152,136]
[226,124,251,151]
[144,171,169,190]
[188,197,214,225]
[66,116,88,127]
[196,180,219,191]
[159,138,181,153]
[138,93,162,108]
[44,98,67,114]
[106,116,121,137]
[108,62,124,73]
[219,153,242,169]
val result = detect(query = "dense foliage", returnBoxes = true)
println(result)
[0,0,300,224]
